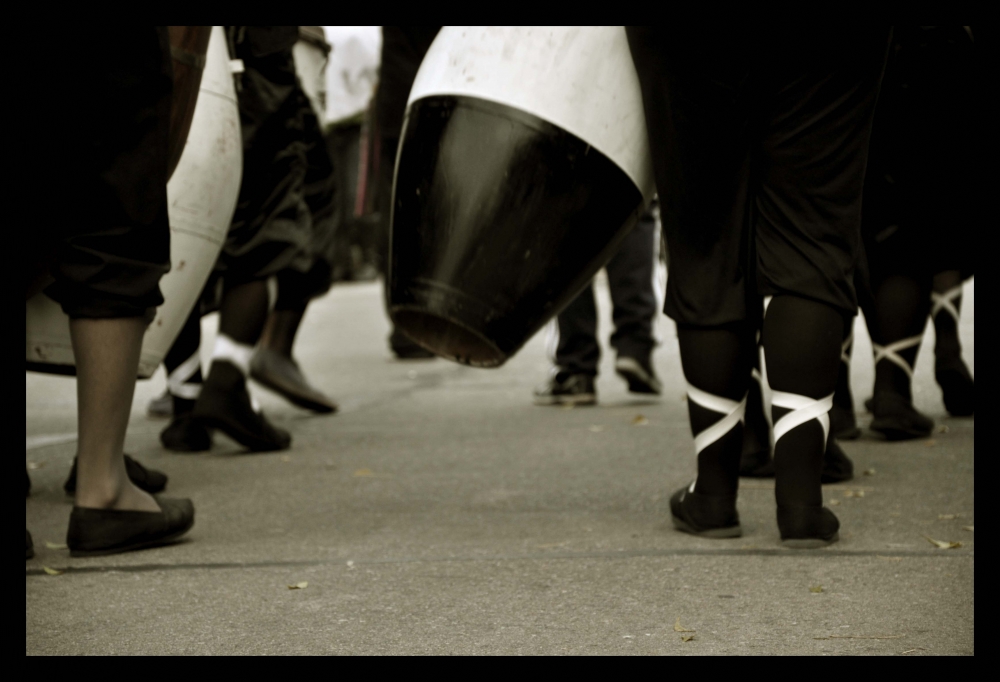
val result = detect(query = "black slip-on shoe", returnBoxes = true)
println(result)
[160,414,213,453]
[936,360,974,417]
[615,356,662,395]
[250,348,338,414]
[64,455,168,496]
[830,404,861,440]
[533,372,597,406]
[870,391,934,441]
[67,498,195,558]
[820,440,854,484]
[27,529,34,561]
[193,362,291,452]
[670,485,742,538]
[777,505,840,549]
[147,389,174,419]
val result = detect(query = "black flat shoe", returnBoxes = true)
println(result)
[870,391,934,440]
[778,505,840,549]
[64,455,168,496]
[936,360,974,417]
[820,439,854,484]
[27,529,34,560]
[670,485,741,538]
[160,414,213,453]
[194,361,291,452]
[67,498,195,557]
[250,348,338,414]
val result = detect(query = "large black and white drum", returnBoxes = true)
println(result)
[389,26,654,367]
[25,26,242,378]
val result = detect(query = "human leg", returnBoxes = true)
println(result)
[159,304,212,451]
[533,284,599,406]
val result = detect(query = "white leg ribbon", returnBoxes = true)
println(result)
[212,334,254,376]
[167,352,202,400]
[771,390,834,446]
[687,384,747,456]
[931,285,962,325]
[872,334,922,380]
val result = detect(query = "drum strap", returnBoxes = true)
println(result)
[687,385,747,456]
[167,351,202,400]
[872,334,923,380]
[931,286,963,325]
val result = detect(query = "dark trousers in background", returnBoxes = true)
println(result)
[555,208,658,376]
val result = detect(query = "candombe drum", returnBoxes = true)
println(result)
[389,26,655,367]
[25,26,242,378]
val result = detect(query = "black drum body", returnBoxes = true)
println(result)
[388,27,654,367]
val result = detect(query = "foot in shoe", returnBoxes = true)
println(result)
[870,391,934,440]
[194,361,291,452]
[936,360,974,417]
[670,484,741,538]
[67,498,195,557]
[533,372,597,406]
[778,505,839,549]
[64,455,168,495]
[250,348,338,414]
[615,356,662,395]
[147,389,174,419]
[161,414,213,453]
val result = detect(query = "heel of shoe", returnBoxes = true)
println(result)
[777,505,840,549]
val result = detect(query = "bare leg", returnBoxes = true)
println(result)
[260,308,304,358]
[71,317,160,512]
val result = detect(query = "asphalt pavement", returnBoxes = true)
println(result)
[26,277,974,655]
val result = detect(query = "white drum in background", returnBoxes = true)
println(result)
[25,26,242,378]
[293,27,330,125]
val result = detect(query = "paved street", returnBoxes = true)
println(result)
[26,278,974,655]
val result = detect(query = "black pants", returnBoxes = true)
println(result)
[555,207,658,376]
[626,26,890,326]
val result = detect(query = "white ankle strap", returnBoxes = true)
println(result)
[872,334,922,379]
[841,331,853,365]
[771,390,834,445]
[687,384,747,455]
[168,352,202,400]
[931,286,962,325]
[212,334,253,376]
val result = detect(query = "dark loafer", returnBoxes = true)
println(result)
[820,439,854,484]
[67,498,195,557]
[778,505,840,549]
[250,348,338,414]
[870,391,934,440]
[160,414,213,453]
[670,485,742,538]
[64,455,168,496]
[194,362,291,452]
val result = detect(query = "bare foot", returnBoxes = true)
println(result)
[76,479,162,513]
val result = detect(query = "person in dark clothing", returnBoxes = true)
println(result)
[534,203,662,405]
[374,26,442,359]
[159,27,314,453]
[626,26,890,547]
[26,27,194,558]
[856,26,978,440]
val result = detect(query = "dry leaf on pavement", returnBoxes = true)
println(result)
[936,424,949,434]
[27,462,44,470]
[44,541,67,550]
[632,415,650,426]
[288,582,308,590]
[863,469,876,476]
[962,526,974,532]
[922,535,962,550]
[829,499,841,506]
[681,635,696,643]
[673,618,695,633]
[589,425,605,433]
[844,490,865,498]
[809,585,824,593]
[42,566,64,576]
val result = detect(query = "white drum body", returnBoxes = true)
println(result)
[408,26,654,200]
[293,36,328,125]
[25,26,242,378]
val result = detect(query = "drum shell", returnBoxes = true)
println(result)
[25,26,242,378]
[389,27,652,367]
